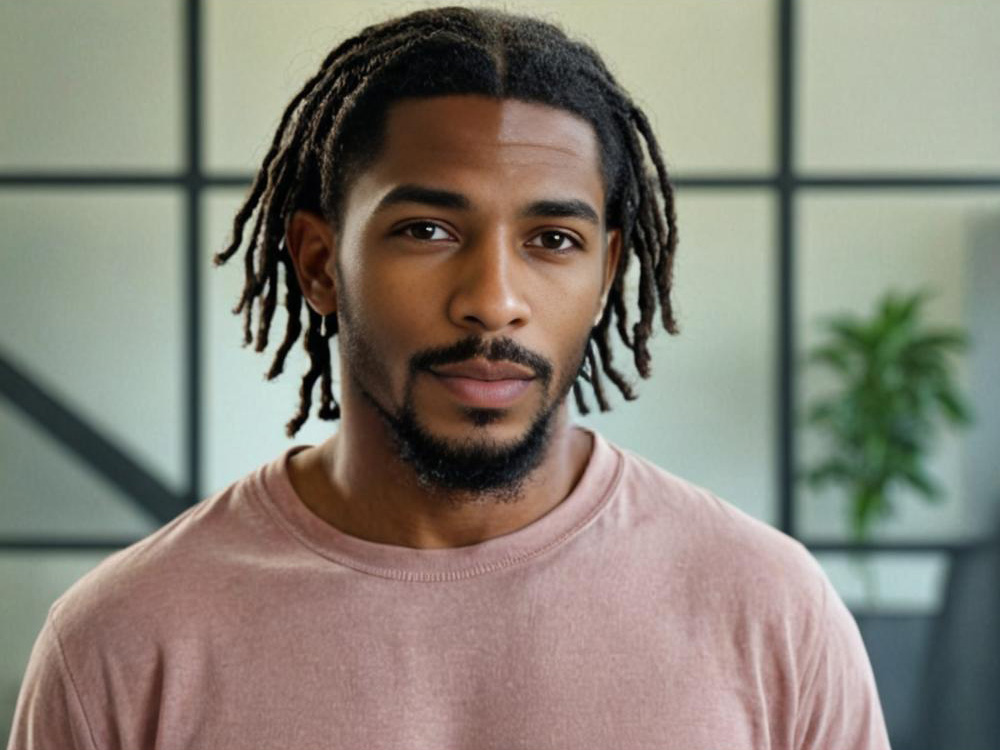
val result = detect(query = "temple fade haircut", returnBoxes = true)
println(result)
[213,5,680,438]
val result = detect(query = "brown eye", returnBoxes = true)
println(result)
[528,230,580,252]
[542,232,566,248]
[401,222,452,241]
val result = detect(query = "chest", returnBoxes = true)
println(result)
[109,585,781,750]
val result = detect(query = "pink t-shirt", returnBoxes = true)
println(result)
[8,427,891,749]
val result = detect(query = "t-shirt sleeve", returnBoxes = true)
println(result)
[6,609,98,750]
[794,569,893,750]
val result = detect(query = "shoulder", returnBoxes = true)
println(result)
[608,440,829,615]
[47,462,273,651]
[606,440,850,696]
[594,444,889,744]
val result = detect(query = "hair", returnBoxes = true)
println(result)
[213,5,680,438]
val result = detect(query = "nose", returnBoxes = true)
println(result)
[446,231,532,333]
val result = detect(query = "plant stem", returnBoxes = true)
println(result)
[851,549,879,610]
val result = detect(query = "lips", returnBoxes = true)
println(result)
[433,375,534,408]
[430,359,535,381]
[428,359,536,408]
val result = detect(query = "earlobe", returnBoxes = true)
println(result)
[595,228,623,326]
[605,228,623,289]
[285,210,339,316]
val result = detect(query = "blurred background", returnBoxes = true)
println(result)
[1,1,998,747]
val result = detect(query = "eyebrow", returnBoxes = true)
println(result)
[374,183,601,226]
[521,199,599,225]
[376,184,470,212]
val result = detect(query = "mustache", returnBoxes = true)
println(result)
[409,336,554,387]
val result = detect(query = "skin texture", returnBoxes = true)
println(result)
[285,95,622,549]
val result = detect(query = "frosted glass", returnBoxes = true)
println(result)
[0,402,157,538]
[813,551,950,615]
[205,0,774,174]
[567,0,774,174]
[0,0,182,171]
[795,192,1000,542]
[202,190,343,494]
[0,552,114,747]
[580,190,777,526]
[0,190,187,494]
[798,0,1000,173]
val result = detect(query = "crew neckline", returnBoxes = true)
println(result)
[252,425,623,582]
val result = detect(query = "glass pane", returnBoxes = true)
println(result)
[0,190,186,494]
[549,0,775,174]
[581,190,777,526]
[795,192,1000,542]
[0,0,182,171]
[798,0,1000,173]
[0,551,115,746]
[202,189,340,494]
[0,402,157,538]
[205,0,774,174]
[813,551,949,614]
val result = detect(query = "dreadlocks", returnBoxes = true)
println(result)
[213,5,680,438]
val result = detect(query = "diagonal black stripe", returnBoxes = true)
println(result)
[0,537,142,552]
[0,348,189,523]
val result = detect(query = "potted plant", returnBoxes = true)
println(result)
[799,287,974,604]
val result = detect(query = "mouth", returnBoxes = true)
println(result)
[430,358,536,381]
[431,373,534,409]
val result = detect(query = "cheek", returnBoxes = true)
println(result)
[356,264,440,342]
[339,263,447,404]
[534,280,602,381]
[535,266,604,330]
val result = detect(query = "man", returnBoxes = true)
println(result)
[9,6,891,749]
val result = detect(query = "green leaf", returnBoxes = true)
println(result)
[898,463,942,500]
[934,388,974,425]
[907,330,969,354]
[894,288,936,324]
[803,458,855,488]
[851,489,888,543]
[806,345,854,374]
[805,401,837,424]
[826,316,875,353]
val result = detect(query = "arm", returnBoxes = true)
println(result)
[794,571,893,750]
[7,610,98,750]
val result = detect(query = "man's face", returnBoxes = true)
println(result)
[323,95,620,497]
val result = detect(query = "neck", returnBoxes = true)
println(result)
[287,390,592,549]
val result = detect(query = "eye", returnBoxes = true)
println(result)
[397,221,455,242]
[527,230,582,253]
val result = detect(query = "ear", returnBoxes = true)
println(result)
[285,210,338,316]
[594,227,623,327]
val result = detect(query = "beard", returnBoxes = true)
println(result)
[335,286,589,503]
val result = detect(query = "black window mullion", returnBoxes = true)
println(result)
[778,0,797,539]
[183,0,203,506]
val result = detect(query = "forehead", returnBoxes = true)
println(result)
[368,95,605,195]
